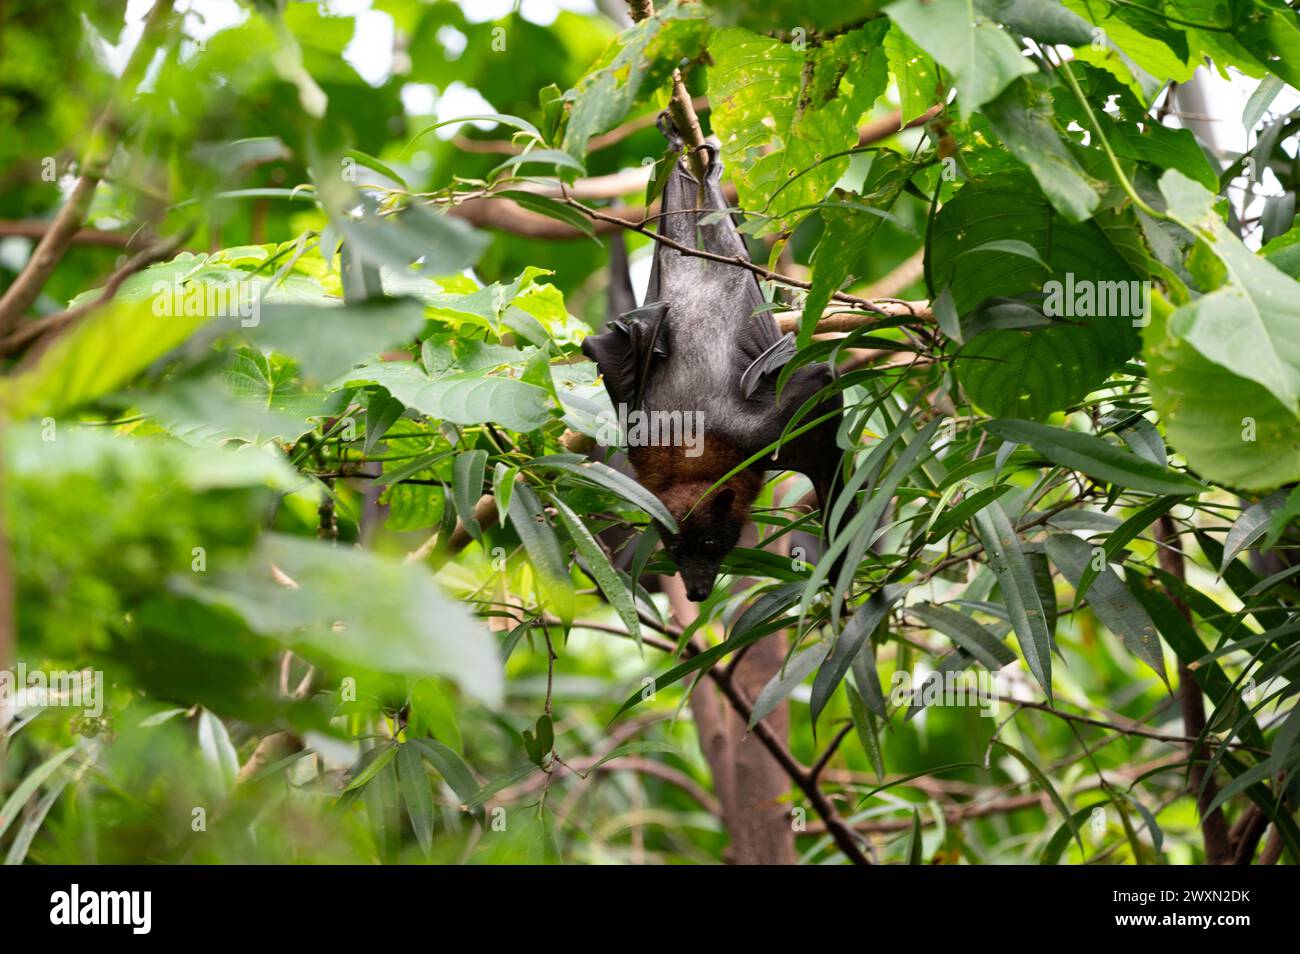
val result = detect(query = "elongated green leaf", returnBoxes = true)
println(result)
[750,642,830,729]
[548,493,639,643]
[1221,491,1287,573]
[984,418,1204,495]
[452,449,489,546]
[995,739,1081,852]
[1072,495,1181,606]
[974,501,1053,699]
[1047,534,1167,686]
[344,744,397,792]
[0,746,78,842]
[410,738,484,826]
[535,460,677,532]
[811,587,903,729]
[397,743,435,856]
[907,603,1016,669]
[508,483,575,623]
[4,776,71,866]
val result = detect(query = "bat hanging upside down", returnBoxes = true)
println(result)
[581,119,851,601]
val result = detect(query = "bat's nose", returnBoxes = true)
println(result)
[686,584,710,602]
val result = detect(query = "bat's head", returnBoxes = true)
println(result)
[659,485,749,602]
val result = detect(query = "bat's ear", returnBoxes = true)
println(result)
[712,487,736,512]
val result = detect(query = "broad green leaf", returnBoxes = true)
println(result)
[976,0,1095,44]
[1,296,208,420]
[1144,292,1300,491]
[982,78,1103,222]
[887,0,1036,119]
[339,362,553,433]
[883,24,940,124]
[1160,170,1300,415]
[709,21,889,231]
[251,298,427,383]
[182,534,503,705]
[561,5,709,161]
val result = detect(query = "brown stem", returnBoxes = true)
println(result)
[1155,515,1233,864]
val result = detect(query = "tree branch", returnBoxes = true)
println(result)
[0,0,175,334]
[1155,515,1234,864]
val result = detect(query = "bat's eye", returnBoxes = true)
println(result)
[703,538,716,550]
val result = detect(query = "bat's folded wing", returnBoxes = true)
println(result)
[579,301,670,411]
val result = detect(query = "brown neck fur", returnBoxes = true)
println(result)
[628,433,763,524]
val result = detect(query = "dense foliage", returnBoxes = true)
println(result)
[2,0,1299,865]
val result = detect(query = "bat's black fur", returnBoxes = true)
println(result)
[582,121,850,601]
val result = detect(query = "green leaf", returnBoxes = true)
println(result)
[0,746,78,842]
[709,21,890,231]
[548,493,640,643]
[994,739,1081,852]
[1160,170,1300,415]
[1071,495,1181,605]
[1221,490,1287,573]
[976,0,1095,45]
[490,190,596,239]
[973,501,1054,700]
[3,776,71,866]
[932,173,1141,419]
[396,743,435,856]
[982,78,1103,222]
[887,0,1037,120]
[907,603,1017,669]
[183,535,503,705]
[252,298,427,382]
[1040,804,1105,864]
[197,709,240,796]
[1144,290,1300,492]
[883,24,940,124]
[750,643,830,728]
[984,418,1205,495]
[846,683,887,780]
[452,449,489,546]
[1046,533,1168,686]
[508,483,576,623]
[561,6,709,162]
[344,743,397,792]
[408,114,542,153]
[339,362,553,433]
[532,459,677,532]
[812,587,904,729]
[1,296,208,420]
[489,148,587,178]
[799,154,916,344]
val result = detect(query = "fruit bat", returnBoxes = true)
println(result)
[581,121,849,601]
